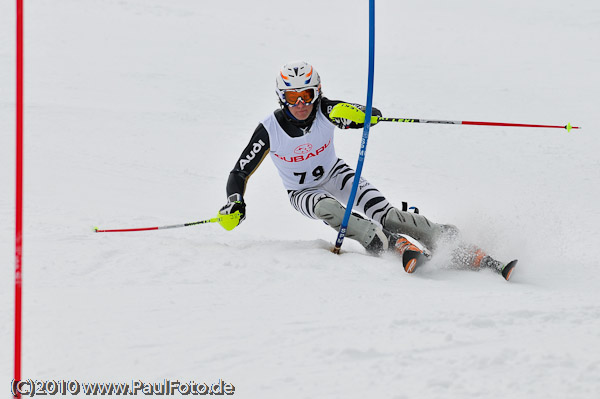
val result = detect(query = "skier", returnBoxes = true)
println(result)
[218,61,516,280]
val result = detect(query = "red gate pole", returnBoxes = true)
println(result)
[15,0,24,397]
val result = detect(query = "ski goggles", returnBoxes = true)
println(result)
[283,87,319,106]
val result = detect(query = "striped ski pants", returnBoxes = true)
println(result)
[287,158,391,225]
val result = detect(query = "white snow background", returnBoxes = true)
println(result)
[1,0,599,398]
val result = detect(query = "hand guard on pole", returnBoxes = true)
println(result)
[330,103,379,129]
[219,193,246,231]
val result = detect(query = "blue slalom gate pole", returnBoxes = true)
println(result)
[333,0,376,254]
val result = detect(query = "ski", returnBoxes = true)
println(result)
[501,259,518,281]
[402,249,425,273]
[392,235,429,273]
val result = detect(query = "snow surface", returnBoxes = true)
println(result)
[1,0,599,398]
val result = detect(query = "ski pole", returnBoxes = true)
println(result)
[94,212,240,233]
[377,118,580,132]
[330,103,581,132]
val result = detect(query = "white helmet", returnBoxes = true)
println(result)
[276,61,321,106]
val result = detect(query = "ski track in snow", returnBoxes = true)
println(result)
[1,0,599,398]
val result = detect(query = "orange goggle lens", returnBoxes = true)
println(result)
[284,88,317,105]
